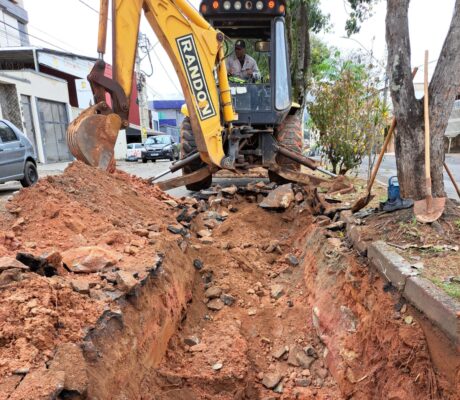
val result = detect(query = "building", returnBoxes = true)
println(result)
[0,0,29,47]
[149,99,185,142]
[0,47,147,162]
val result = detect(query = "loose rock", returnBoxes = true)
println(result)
[207,298,224,311]
[197,229,212,238]
[116,270,138,292]
[272,346,289,359]
[0,256,28,271]
[287,254,299,266]
[184,336,200,346]
[259,184,294,209]
[220,293,235,306]
[167,224,185,235]
[212,362,223,371]
[204,286,222,299]
[193,259,203,270]
[62,246,121,273]
[270,284,285,300]
[262,372,282,389]
[71,280,90,295]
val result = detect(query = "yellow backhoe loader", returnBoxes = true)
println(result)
[67,0,334,191]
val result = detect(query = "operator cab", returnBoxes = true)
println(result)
[199,0,291,126]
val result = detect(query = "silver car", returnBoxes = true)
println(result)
[0,119,38,187]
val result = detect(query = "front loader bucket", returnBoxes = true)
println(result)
[67,103,122,172]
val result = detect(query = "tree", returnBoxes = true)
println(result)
[307,53,388,174]
[286,0,330,108]
[345,0,460,200]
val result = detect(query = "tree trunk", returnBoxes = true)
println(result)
[429,0,460,196]
[386,0,460,200]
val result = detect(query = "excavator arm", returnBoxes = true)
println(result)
[67,0,236,171]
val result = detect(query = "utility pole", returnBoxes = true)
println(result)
[136,33,151,143]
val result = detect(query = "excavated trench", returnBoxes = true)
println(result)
[80,197,457,400]
[1,163,457,400]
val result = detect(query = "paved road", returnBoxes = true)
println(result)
[1,154,458,200]
[0,159,267,200]
[357,154,460,199]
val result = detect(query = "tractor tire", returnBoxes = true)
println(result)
[180,117,212,191]
[269,114,303,184]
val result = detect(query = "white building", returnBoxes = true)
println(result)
[0,0,29,48]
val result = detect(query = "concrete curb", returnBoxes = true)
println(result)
[341,211,460,344]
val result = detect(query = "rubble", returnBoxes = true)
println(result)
[62,246,121,273]
[0,162,450,399]
[262,372,283,389]
[116,270,138,292]
[0,256,28,271]
[204,286,222,299]
[259,184,295,209]
[206,299,224,311]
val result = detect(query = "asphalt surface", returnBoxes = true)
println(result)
[1,155,458,200]
[358,154,460,199]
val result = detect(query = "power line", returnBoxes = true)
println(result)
[0,20,69,52]
[27,23,86,54]
[77,0,101,15]
[73,0,182,95]
[76,0,112,21]
[151,47,182,94]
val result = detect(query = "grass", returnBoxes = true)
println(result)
[430,278,460,300]
[455,219,460,230]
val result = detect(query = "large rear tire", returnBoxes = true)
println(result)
[180,117,212,191]
[269,114,303,184]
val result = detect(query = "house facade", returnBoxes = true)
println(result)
[0,0,29,48]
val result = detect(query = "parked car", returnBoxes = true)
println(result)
[0,119,38,187]
[125,142,144,161]
[141,134,180,163]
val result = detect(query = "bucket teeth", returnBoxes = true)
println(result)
[67,103,121,172]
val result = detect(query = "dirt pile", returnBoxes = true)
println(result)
[0,162,194,397]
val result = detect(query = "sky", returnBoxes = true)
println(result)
[24,0,456,100]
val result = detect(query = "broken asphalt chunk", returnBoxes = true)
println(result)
[193,259,203,270]
[167,224,186,235]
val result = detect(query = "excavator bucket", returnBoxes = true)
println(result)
[67,103,122,172]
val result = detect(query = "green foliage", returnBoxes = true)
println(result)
[431,278,460,300]
[307,52,389,174]
[310,35,331,79]
[286,0,330,105]
[344,0,380,36]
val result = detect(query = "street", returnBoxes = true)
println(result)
[0,159,269,200]
[1,156,459,201]
[358,154,460,199]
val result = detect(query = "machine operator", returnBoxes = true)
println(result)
[226,40,261,81]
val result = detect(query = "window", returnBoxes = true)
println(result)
[127,144,133,149]
[145,135,171,145]
[275,19,290,110]
[0,122,18,143]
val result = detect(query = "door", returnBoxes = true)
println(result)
[20,95,38,153]
[0,121,25,179]
[37,99,72,162]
